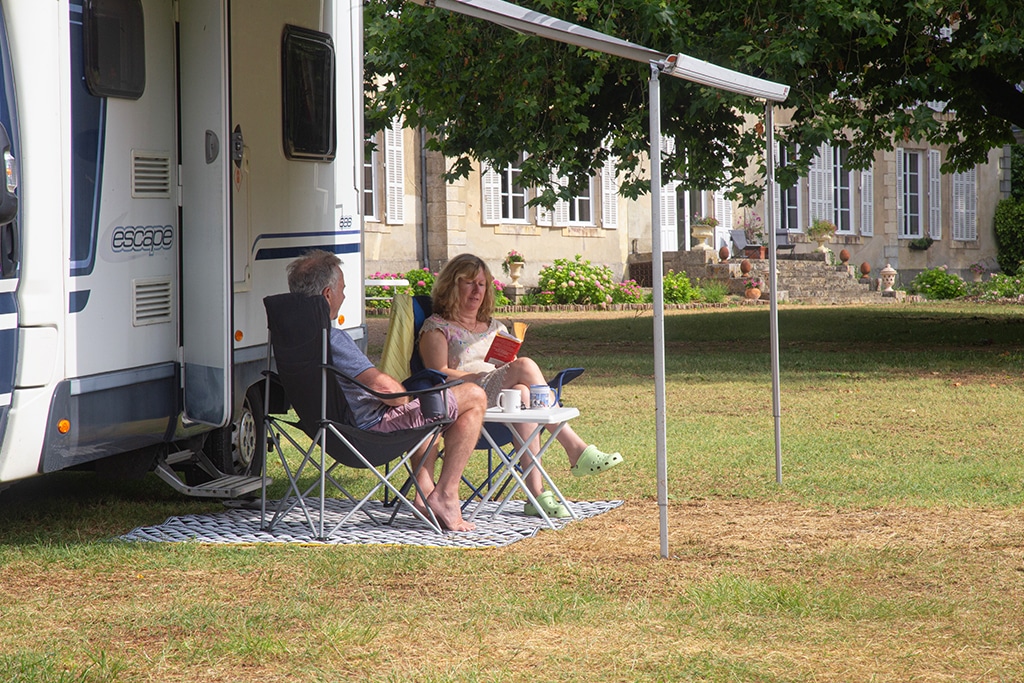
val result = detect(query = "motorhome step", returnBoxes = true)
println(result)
[185,475,265,499]
[153,460,264,499]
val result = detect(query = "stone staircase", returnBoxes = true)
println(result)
[751,254,883,305]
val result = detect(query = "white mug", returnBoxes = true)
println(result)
[529,384,551,409]
[497,388,522,413]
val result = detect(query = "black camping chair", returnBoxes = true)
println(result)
[260,293,463,539]
[409,295,584,509]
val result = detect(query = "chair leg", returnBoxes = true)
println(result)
[326,425,444,536]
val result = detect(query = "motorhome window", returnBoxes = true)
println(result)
[281,26,336,161]
[83,0,145,100]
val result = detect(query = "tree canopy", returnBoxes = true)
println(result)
[364,0,1024,205]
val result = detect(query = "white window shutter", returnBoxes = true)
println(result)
[384,117,404,225]
[660,181,678,252]
[952,170,965,240]
[928,149,942,239]
[658,136,678,248]
[536,172,552,226]
[860,165,874,236]
[713,189,733,231]
[536,203,551,226]
[601,155,618,228]
[553,175,570,226]
[661,182,677,228]
[965,167,977,240]
[808,143,834,223]
[481,161,502,224]
[896,148,904,233]
[953,167,977,241]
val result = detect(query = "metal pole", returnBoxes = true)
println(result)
[764,102,783,484]
[650,63,669,559]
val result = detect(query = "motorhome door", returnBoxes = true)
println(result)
[178,0,231,427]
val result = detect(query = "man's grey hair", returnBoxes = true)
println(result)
[286,250,342,297]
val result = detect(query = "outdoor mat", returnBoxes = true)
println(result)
[119,498,624,548]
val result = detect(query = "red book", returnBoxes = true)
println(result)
[484,322,528,363]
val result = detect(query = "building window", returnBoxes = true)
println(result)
[482,153,529,223]
[281,25,336,161]
[778,145,800,231]
[363,138,378,221]
[500,152,528,221]
[898,149,922,238]
[832,147,852,233]
[568,179,593,225]
[83,0,146,100]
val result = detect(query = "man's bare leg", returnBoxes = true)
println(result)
[426,382,486,532]
[409,444,438,515]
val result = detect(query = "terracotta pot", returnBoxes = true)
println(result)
[718,245,730,262]
[740,259,752,275]
[839,249,850,264]
[744,287,761,300]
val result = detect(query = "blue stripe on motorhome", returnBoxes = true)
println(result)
[69,6,104,278]
[254,242,360,261]
[252,229,361,243]
[69,290,90,313]
[0,290,15,316]
[0,326,14,395]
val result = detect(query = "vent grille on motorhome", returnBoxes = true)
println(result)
[131,150,171,198]
[132,278,173,326]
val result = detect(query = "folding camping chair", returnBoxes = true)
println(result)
[391,293,584,509]
[775,229,797,252]
[259,293,463,539]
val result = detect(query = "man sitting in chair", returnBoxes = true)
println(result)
[286,250,487,532]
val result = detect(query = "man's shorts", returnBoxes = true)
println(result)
[368,389,458,433]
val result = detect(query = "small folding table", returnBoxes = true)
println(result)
[469,405,580,529]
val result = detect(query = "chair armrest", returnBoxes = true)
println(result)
[547,367,584,404]
[321,364,463,400]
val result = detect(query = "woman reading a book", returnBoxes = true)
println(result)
[418,253,622,519]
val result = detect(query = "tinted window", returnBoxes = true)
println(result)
[282,25,336,161]
[83,0,145,100]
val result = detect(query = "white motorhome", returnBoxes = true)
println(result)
[0,0,364,497]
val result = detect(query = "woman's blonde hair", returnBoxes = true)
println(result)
[432,253,495,322]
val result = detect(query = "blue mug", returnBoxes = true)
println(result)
[529,384,551,409]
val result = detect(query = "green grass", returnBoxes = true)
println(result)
[1,302,1024,682]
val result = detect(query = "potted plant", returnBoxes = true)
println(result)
[736,211,766,259]
[743,275,763,300]
[501,249,525,285]
[691,215,718,252]
[806,218,837,253]
[969,262,986,282]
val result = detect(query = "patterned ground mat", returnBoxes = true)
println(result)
[119,498,624,548]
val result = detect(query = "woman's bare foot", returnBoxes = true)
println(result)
[425,490,476,532]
